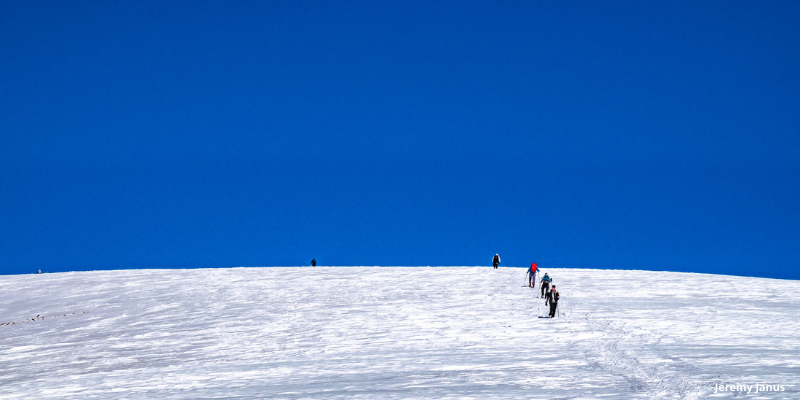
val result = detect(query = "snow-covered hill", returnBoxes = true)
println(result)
[1,267,798,399]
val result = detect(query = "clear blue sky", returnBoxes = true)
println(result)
[2,1,799,279]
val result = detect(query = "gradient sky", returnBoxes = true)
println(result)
[2,1,799,279]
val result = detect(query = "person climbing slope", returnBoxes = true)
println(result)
[526,263,538,287]
[545,284,560,318]
[540,272,552,298]
[311,258,316,267]
[492,254,501,269]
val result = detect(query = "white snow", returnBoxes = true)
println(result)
[1,267,798,399]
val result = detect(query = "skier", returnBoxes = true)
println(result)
[492,254,500,269]
[526,263,538,287]
[540,272,552,298]
[545,285,560,318]
[311,258,316,267]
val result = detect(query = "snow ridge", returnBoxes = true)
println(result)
[1,267,798,399]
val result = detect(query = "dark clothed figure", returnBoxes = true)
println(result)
[540,273,552,297]
[545,287,560,318]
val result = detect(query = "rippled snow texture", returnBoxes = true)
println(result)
[1,267,798,399]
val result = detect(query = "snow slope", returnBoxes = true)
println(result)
[1,267,798,399]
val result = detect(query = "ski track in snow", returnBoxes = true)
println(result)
[1,267,798,399]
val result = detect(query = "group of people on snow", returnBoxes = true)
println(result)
[496,255,561,319]
[526,262,560,318]
[309,254,560,318]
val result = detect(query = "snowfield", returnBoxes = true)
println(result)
[1,267,798,399]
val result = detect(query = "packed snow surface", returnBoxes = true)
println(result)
[1,267,799,399]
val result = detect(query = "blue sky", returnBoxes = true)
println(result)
[2,1,799,279]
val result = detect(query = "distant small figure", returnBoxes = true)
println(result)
[38,270,41,274]
[311,258,316,267]
[492,254,500,269]
[545,285,560,318]
[526,263,537,287]
[540,273,552,298]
